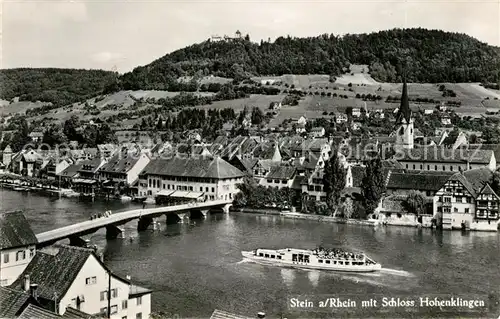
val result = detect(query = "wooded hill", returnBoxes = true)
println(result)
[1,28,499,107]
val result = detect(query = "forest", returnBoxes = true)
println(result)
[0,68,117,108]
[121,28,500,89]
[1,28,500,108]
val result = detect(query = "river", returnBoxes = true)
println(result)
[1,189,499,318]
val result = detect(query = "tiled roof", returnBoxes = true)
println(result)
[0,211,38,249]
[386,172,453,191]
[10,245,93,302]
[266,166,297,180]
[99,153,143,174]
[293,138,329,152]
[78,158,103,173]
[62,307,95,319]
[129,284,152,298]
[210,309,254,319]
[398,147,493,164]
[18,304,61,319]
[0,286,31,318]
[463,144,500,165]
[462,167,494,195]
[59,164,83,178]
[140,156,245,179]
[448,173,477,197]
[477,184,500,199]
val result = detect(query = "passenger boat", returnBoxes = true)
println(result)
[241,247,382,272]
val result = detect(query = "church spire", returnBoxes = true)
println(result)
[396,74,411,124]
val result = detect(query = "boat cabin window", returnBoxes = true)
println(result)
[333,261,337,264]
[271,255,275,259]
[265,254,269,258]
[292,254,298,262]
[325,260,330,264]
[345,261,349,265]
[339,261,343,265]
[318,260,323,263]
[298,254,304,262]
[304,255,310,263]
[277,256,282,260]
[259,253,264,257]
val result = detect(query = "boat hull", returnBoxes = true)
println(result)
[241,251,382,272]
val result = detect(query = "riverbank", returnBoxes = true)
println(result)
[238,208,378,226]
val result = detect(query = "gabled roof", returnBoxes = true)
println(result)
[476,183,500,200]
[399,147,494,164]
[10,245,93,302]
[386,171,454,191]
[59,164,83,178]
[99,153,142,174]
[0,211,38,250]
[140,156,245,180]
[0,286,31,318]
[62,307,95,319]
[265,166,297,180]
[18,303,61,319]
[462,167,494,195]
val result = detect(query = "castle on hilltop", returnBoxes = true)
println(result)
[211,30,243,42]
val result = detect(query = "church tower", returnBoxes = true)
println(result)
[394,77,414,150]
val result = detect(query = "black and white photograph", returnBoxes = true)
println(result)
[0,0,499,318]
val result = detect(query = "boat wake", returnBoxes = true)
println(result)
[379,267,414,277]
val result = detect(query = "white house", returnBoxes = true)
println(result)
[99,151,151,186]
[138,155,245,201]
[335,114,348,124]
[261,166,297,189]
[0,212,38,286]
[352,108,361,118]
[295,116,307,134]
[10,245,152,319]
[310,127,325,138]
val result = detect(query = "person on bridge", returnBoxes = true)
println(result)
[143,203,146,209]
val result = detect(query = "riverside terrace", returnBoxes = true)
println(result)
[35,199,232,248]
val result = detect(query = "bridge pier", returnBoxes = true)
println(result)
[69,236,89,247]
[190,209,208,219]
[222,204,232,214]
[138,216,160,231]
[106,225,125,239]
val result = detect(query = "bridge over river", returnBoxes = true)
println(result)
[35,199,232,248]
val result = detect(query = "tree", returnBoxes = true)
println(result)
[63,115,81,142]
[322,151,347,210]
[361,156,385,216]
[10,118,31,152]
[251,107,264,125]
[403,190,426,216]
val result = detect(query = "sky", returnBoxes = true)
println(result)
[2,0,500,73]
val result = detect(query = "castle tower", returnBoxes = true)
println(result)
[394,77,414,150]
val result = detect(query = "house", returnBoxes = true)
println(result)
[386,171,455,198]
[28,131,44,143]
[0,211,38,287]
[441,115,452,126]
[98,152,150,196]
[40,158,72,181]
[17,303,94,319]
[310,127,325,138]
[72,159,106,197]
[396,146,496,172]
[97,144,118,160]
[261,166,297,189]
[424,109,434,115]
[0,286,39,317]
[138,156,245,201]
[295,116,307,134]
[372,109,385,119]
[352,108,361,118]
[335,114,348,124]
[269,102,282,110]
[473,184,500,231]
[10,245,152,319]
[58,164,83,185]
[10,150,43,177]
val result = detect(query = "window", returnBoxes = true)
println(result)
[427,165,430,170]
[200,187,203,192]
[29,249,35,258]
[137,296,142,305]
[435,165,437,170]
[318,260,323,263]
[412,164,415,170]
[122,300,128,309]
[467,197,472,203]
[122,317,128,319]
[111,288,118,298]
[100,291,107,301]
[16,250,24,261]
[3,253,9,264]
[211,187,215,192]
[136,313,142,319]
[85,276,96,285]
[100,307,107,315]
[465,208,469,214]
[111,305,118,314]
[326,260,330,264]
[450,166,453,171]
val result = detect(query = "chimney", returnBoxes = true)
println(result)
[257,312,266,318]
[29,283,38,300]
[23,275,30,292]
[126,275,131,281]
